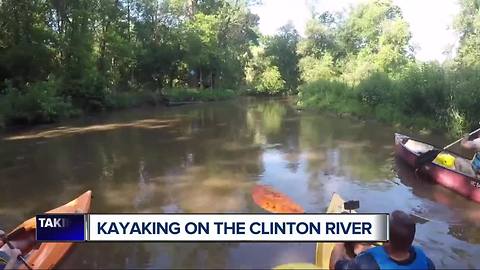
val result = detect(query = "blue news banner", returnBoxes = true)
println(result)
[36,214,389,242]
[36,214,86,242]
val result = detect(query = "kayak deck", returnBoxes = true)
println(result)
[315,193,351,269]
[6,190,92,270]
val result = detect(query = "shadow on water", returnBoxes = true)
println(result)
[0,97,479,268]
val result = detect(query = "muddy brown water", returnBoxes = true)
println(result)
[0,97,479,269]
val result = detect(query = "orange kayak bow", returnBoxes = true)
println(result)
[5,190,92,269]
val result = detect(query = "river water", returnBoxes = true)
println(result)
[0,98,479,269]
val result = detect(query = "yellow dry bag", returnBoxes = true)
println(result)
[433,153,455,169]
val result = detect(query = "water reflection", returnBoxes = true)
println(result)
[395,159,480,268]
[395,159,480,225]
[0,98,479,268]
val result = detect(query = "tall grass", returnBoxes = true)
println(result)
[0,80,77,125]
[297,63,480,135]
[297,80,369,116]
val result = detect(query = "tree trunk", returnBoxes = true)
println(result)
[188,0,198,19]
[127,0,131,41]
[210,71,214,89]
[168,69,175,88]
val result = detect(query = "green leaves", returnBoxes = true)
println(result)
[264,23,300,91]
[455,0,480,67]
[255,66,285,95]
[297,0,413,85]
[0,0,260,127]
[0,79,75,125]
[299,54,335,83]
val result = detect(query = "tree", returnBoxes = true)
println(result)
[299,53,335,83]
[184,0,259,89]
[297,12,341,60]
[454,0,480,67]
[59,0,105,109]
[0,0,265,126]
[0,0,56,88]
[245,46,285,94]
[134,0,185,89]
[256,66,285,94]
[184,13,221,88]
[265,23,300,91]
[95,0,136,92]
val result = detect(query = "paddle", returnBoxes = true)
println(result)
[0,233,33,270]
[416,125,480,168]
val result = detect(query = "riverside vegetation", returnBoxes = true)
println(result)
[0,0,264,127]
[295,0,480,136]
[1,0,480,136]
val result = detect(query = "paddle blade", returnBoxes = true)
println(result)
[251,185,305,213]
[409,214,430,224]
[415,149,441,168]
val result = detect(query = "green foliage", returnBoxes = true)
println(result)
[357,72,393,107]
[254,66,285,95]
[341,0,407,56]
[447,106,467,137]
[297,62,480,133]
[0,0,256,128]
[299,54,335,83]
[297,12,341,59]
[264,23,300,91]
[298,80,352,109]
[295,0,480,134]
[298,80,370,119]
[0,80,76,125]
[450,66,480,129]
[245,46,287,95]
[0,0,56,88]
[394,64,449,118]
[295,0,480,136]
[298,0,413,86]
[454,0,480,67]
[2,0,480,138]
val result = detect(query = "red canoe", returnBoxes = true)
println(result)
[395,133,480,203]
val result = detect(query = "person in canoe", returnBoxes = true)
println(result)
[331,210,435,270]
[458,133,480,177]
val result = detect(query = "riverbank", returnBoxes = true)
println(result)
[0,88,238,129]
[296,81,442,136]
[296,65,480,137]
